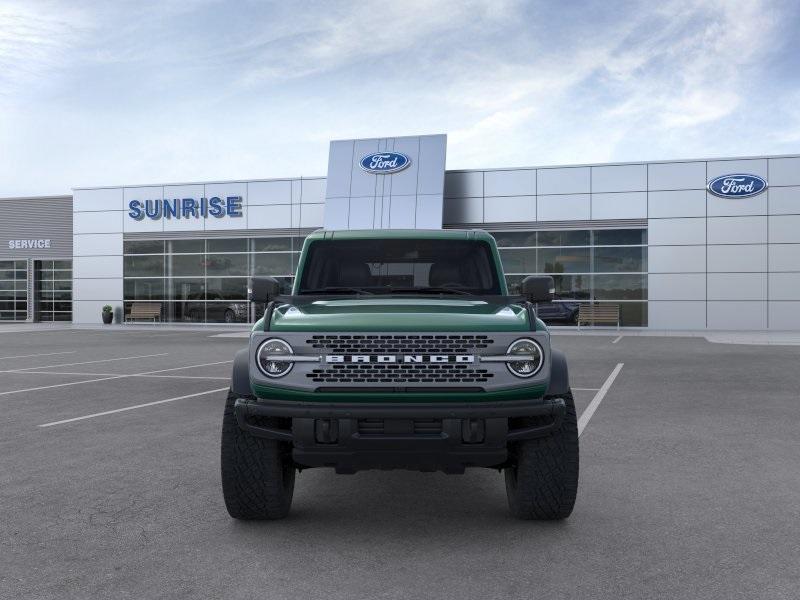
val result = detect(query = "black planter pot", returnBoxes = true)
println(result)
[102,311,113,325]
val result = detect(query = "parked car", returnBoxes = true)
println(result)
[185,291,248,323]
[535,300,580,324]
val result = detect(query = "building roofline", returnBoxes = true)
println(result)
[446,152,800,174]
[30,151,800,193]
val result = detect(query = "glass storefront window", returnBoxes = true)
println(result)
[124,278,165,300]
[593,247,647,272]
[537,230,590,247]
[124,255,165,277]
[592,274,646,300]
[206,277,248,300]
[169,254,205,276]
[208,238,248,253]
[124,240,165,254]
[493,231,538,248]
[252,253,293,276]
[206,254,248,276]
[253,237,292,251]
[494,228,647,326]
[594,229,647,246]
[170,239,205,254]
[537,248,590,273]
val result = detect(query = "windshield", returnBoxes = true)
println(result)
[297,238,502,295]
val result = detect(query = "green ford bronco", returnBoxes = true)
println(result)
[221,229,578,520]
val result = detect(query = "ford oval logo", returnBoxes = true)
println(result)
[359,152,411,174]
[707,174,768,198]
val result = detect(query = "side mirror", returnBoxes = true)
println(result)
[249,276,282,303]
[521,275,554,303]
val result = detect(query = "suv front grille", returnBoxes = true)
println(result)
[304,334,495,385]
[306,334,494,354]
[307,363,492,384]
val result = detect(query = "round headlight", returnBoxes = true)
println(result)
[257,338,293,378]
[506,338,544,378]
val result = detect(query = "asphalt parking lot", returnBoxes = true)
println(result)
[2,327,799,599]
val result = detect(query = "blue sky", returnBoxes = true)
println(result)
[1,0,799,196]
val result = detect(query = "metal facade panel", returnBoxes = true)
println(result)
[648,190,706,218]
[444,171,483,198]
[483,169,535,197]
[707,190,768,217]
[768,186,800,215]
[648,301,706,329]
[648,273,706,300]
[591,192,647,220]
[483,196,535,223]
[648,217,706,246]
[325,135,446,230]
[707,301,767,330]
[707,244,767,272]
[769,157,800,187]
[537,167,590,195]
[707,158,768,180]
[591,164,647,193]
[0,196,73,260]
[248,180,292,206]
[647,161,706,191]
[537,194,590,221]
[442,197,483,224]
[648,245,706,273]
[248,204,292,229]
[769,215,800,243]
[768,244,800,271]
[768,301,800,329]
[707,216,767,245]
[769,273,800,300]
[707,273,767,301]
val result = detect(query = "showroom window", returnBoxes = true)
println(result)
[122,237,303,323]
[36,260,72,322]
[496,228,648,326]
[0,260,28,321]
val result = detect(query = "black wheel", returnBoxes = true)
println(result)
[221,389,295,519]
[224,309,235,323]
[504,390,579,520]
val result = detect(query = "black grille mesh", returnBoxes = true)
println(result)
[306,334,493,354]
[305,335,495,385]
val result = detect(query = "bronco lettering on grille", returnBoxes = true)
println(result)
[325,354,475,364]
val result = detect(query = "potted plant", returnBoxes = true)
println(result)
[102,305,114,325]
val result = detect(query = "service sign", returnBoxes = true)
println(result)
[8,239,51,249]
[707,174,768,198]
[359,152,411,174]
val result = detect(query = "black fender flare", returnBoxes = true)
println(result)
[545,348,570,397]
[230,347,253,398]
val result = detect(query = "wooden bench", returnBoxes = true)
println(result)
[576,304,620,330]
[125,303,162,323]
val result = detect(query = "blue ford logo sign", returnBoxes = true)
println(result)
[707,174,768,198]
[359,152,411,174]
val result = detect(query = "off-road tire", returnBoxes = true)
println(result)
[504,390,579,520]
[221,389,295,519]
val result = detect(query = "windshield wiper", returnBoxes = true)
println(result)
[299,286,375,295]
[385,286,474,296]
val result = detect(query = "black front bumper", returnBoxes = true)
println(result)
[234,397,565,474]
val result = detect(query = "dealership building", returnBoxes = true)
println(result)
[1,133,799,330]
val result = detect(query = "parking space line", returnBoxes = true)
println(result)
[3,370,230,380]
[572,387,600,391]
[38,387,229,427]
[611,335,623,344]
[0,351,77,361]
[0,353,169,373]
[0,360,232,397]
[577,362,624,437]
